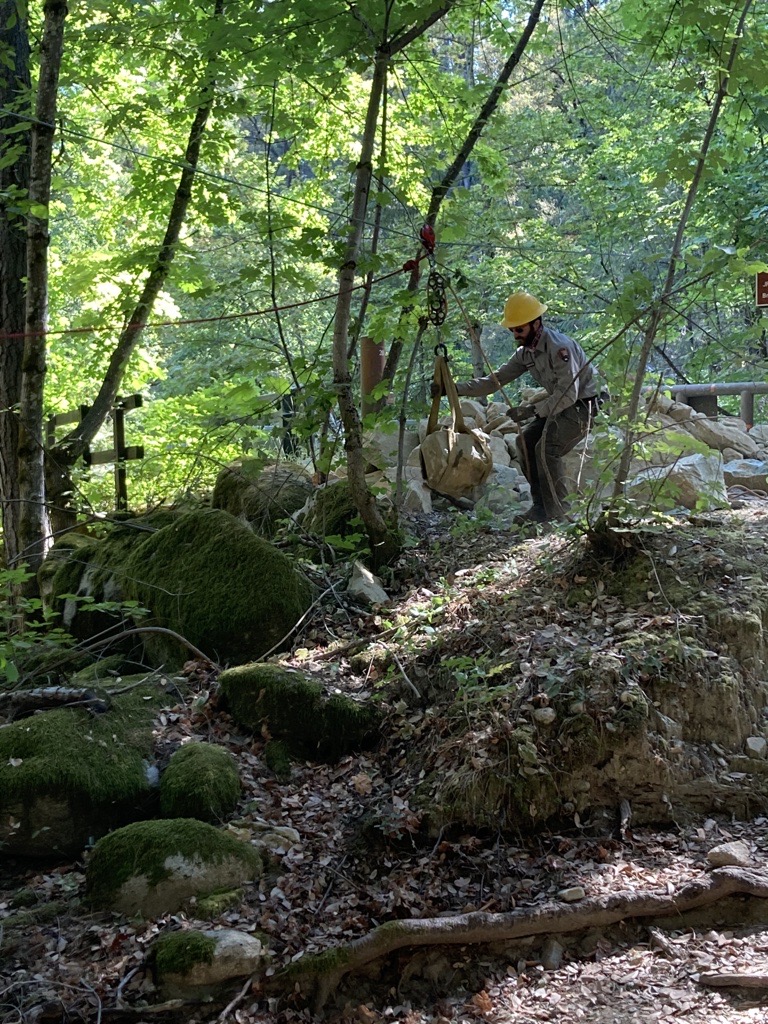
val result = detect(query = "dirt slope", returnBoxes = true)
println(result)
[2,503,768,1023]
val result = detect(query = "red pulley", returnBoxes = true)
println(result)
[419,224,436,253]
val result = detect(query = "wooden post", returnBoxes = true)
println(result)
[82,395,144,511]
[113,404,127,510]
[740,391,754,430]
[361,336,386,417]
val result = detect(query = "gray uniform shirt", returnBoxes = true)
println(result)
[456,325,598,417]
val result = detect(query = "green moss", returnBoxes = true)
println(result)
[213,460,314,538]
[69,654,135,684]
[44,536,98,609]
[302,479,402,567]
[212,456,267,514]
[0,689,158,811]
[159,743,241,822]
[264,740,293,780]
[219,663,381,762]
[154,931,217,976]
[423,722,560,832]
[615,686,650,730]
[220,663,323,749]
[320,695,381,761]
[85,818,262,909]
[195,888,244,917]
[278,944,353,985]
[303,481,359,539]
[120,509,313,666]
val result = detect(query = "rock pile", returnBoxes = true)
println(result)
[333,390,768,518]
[564,393,768,512]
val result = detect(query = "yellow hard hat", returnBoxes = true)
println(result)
[500,291,548,329]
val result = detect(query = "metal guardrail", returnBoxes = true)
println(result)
[667,382,768,429]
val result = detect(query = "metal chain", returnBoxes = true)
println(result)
[426,259,447,327]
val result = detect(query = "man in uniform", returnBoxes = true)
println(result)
[452,291,602,524]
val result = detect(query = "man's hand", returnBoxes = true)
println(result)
[507,403,536,423]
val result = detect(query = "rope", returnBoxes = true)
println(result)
[0,264,409,342]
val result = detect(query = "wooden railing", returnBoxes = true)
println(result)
[46,394,144,510]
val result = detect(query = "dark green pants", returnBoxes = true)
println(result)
[516,401,595,518]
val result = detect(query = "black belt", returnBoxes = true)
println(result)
[578,392,608,409]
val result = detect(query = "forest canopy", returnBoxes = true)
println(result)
[0,0,766,543]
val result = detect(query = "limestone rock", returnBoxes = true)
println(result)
[683,416,759,457]
[363,424,420,470]
[626,453,729,511]
[401,478,433,513]
[541,937,565,971]
[723,459,768,491]
[646,394,694,422]
[475,464,529,516]
[558,886,586,902]
[487,401,508,421]
[85,819,263,917]
[706,840,751,868]
[347,561,389,606]
[154,928,268,998]
[720,416,749,434]
[459,399,488,426]
[248,821,302,855]
[746,736,768,759]
[483,432,512,468]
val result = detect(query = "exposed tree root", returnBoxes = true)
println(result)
[271,866,768,1014]
[699,972,768,989]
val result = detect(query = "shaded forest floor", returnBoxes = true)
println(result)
[3,502,768,1023]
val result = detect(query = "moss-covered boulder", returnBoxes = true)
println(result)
[85,818,263,917]
[302,480,360,540]
[160,743,241,822]
[301,479,402,567]
[218,663,381,762]
[152,928,269,999]
[0,687,159,858]
[212,459,314,538]
[43,508,313,668]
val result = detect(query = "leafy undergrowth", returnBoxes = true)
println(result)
[3,502,768,1024]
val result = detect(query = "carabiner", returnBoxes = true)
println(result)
[434,342,448,359]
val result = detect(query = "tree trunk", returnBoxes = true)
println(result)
[0,2,31,569]
[46,0,225,536]
[331,3,459,565]
[16,0,67,582]
[610,0,754,504]
[331,46,395,565]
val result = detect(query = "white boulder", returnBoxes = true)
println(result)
[626,453,729,511]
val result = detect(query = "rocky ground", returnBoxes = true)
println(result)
[2,500,768,1024]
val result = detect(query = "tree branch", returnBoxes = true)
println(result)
[611,0,754,499]
[59,0,225,459]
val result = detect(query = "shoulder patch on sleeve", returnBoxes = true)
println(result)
[558,347,570,362]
